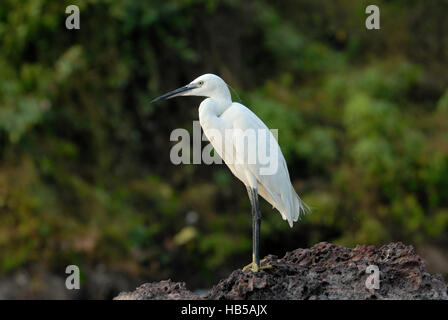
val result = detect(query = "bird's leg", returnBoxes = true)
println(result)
[242,187,272,272]
[253,187,261,270]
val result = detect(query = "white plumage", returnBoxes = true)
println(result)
[151,73,309,271]
[199,98,308,227]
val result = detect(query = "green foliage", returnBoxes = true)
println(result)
[437,90,448,113]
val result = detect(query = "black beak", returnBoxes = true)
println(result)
[151,84,195,103]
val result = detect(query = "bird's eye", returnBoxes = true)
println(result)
[198,81,204,87]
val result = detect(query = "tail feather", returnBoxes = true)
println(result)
[292,190,310,222]
[280,187,310,228]
[257,182,310,228]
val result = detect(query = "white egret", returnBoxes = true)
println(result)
[151,74,309,272]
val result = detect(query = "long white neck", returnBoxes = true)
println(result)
[204,85,232,116]
[212,83,232,105]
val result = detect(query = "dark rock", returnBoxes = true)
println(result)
[114,279,201,300]
[115,242,448,300]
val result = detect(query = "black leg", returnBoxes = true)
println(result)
[247,187,261,268]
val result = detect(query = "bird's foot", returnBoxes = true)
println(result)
[242,258,272,272]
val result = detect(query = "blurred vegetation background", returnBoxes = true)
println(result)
[0,0,447,298]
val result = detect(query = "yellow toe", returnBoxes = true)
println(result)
[242,259,272,272]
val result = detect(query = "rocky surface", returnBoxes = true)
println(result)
[114,280,201,300]
[115,242,448,300]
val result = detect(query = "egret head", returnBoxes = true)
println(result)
[151,73,230,103]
